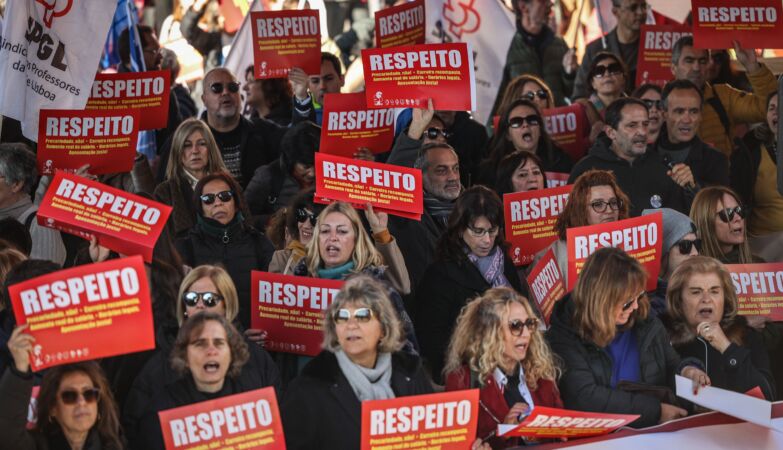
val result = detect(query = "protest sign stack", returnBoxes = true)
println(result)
[636,25,692,87]
[691,0,783,49]
[542,105,588,162]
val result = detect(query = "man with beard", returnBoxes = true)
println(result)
[569,98,689,216]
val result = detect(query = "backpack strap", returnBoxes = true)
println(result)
[23,210,37,230]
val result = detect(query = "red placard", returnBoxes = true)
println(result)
[566,213,663,291]
[545,172,569,188]
[375,0,426,48]
[321,92,396,156]
[497,406,638,439]
[361,43,476,111]
[218,0,246,34]
[526,249,566,326]
[8,256,154,372]
[158,387,285,450]
[360,390,479,450]
[543,104,588,163]
[251,9,321,79]
[251,272,342,356]
[314,152,424,220]
[636,25,691,87]
[86,71,171,130]
[726,263,783,321]
[36,172,172,262]
[504,185,571,266]
[691,0,783,49]
[37,109,140,176]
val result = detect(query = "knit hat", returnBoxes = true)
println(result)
[641,208,695,255]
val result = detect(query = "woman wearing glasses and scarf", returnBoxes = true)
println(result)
[546,248,710,428]
[576,52,629,144]
[444,288,562,448]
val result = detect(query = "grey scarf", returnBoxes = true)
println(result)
[335,350,395,402]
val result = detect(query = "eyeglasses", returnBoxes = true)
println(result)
[619,2,650,13]
[622,291,646,311]
[509,114,542,128]
[182,291,224,308]
[466,225,500,238]
[589,198,623,213]
[522,90,549,101]
[508,318,539,336]
[209,81,241,94]
[675,238,701,255]
[425,127,452,139]
[200,190,234,205]
[334,307,374,324]
[716,206,746,223]
[642,99,662,110]
[296,208,317,226]
[60,388,100,405]
[591,62,623,79]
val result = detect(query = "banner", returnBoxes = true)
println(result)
[158,387,286,450]
[566,213,663,291]
[726,263,783,321]
[504,185,571,266]
[545,172,569,188]
[251,272,342,356]
[8,256,154,371]
[251,9,321,78]
[37,109,140,175]
[0,0,117,140]
[375,0,426,48]
[636,25,691,87]
[361,42,476,111]
[497,406,638,439]
[691,0,783,49]
[86,71,171,130]
[37,172,172,262]
[321,92,396,156]
[314,153,424,220]
[526,249,565,326]
[360,390,479,450]
[543,105,588,162]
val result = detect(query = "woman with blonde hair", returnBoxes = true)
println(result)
[175,264,239,326]
[444,288,562,448]
[690,186,762,264]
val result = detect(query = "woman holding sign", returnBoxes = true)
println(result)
[444,287,562,447]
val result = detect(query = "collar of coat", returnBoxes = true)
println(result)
[302,350,421,384]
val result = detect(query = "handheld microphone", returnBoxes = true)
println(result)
[662,155,696,191]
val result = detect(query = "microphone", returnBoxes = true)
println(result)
[662,155,696,192]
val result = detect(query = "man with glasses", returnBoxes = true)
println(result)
[568,98,688,216]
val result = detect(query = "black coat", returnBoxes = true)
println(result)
[280,350,434,450]
[244,157,302,217]
[652,128,730,188]
[415,252,525,382]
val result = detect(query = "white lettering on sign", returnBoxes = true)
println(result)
[369,400,471,435]
[169,400,273,447]
[510,193,569,222]
[643,31,692,50]
[20,268,140,315]
[697,7,777,23]
[322,161,416,191]
[378,5,425,36]
[91,77,165,98]
[54,178,161,225]
[255,16,319,37]
[368,49,462,71]
[730,270,783,295]
[326,109,395,131]
[257,281,339,310]
[526,414,626,429]
[531,258,561,303]
[45,116,134,137]
[544,113,577,134]
[573,223,659,260]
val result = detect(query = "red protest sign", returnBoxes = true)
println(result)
[375,0,426,48]
[251,9,321,79]
[361,43,475,111]
[566,213,663,291]
[726,263,783,321]
[543,104,588,163]
[691,0,783,49]
[504,185,571,266]
[361,390,479,450]
[158,387,285,450]
[497,406,638,439]
[86,71,171,130]
[37,109,140,176]
[314,152,424,220]
[321,92,396,156]
[37,172,172,262]
[545,172,569,188]
[8,256,154,372]
[251,272,342,356]
[636,25,691,87]
[526,249,566,326]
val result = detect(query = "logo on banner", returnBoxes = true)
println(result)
[373,91,383,106]
[442,0,480,37]
[36,0,73,28]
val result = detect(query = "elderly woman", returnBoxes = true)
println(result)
[154,118,229,239]
[577,52,628,143]
[1,325,123,449]
[495,150,548,196]
[417,186,525,382]
[546,248,709,428]
[268,189,321,274]
[632,84,664,144]
[444,288,562,448]
[661,256,775,400]
[281,275,433,449]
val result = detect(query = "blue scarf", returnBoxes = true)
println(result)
[317,260,355,279]
[467,246,510,288]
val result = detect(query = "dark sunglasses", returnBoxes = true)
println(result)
[622,291,646,311]
[642,99,662,110]
[591,62,623,79]
[182,291,224,308]
[200,190,234,205]
[508,114,542,128]
[333,307,374,324]
[508,318,539,336]
[716,206,746,223]
[590,198,623,213]
[296,208,317,226]
[675,238,701,255]
[523,90,549,101]
[210,81,240,94]
[425,127,452,139]
[60,388,100,405]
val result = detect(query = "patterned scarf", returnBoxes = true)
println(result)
[467,246,510,288]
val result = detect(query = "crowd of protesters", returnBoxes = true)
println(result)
[0,0,782,449]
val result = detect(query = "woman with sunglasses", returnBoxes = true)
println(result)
[2,325,123,449]
[546,247,710,428]
[494,74,556,121]
[495,150,548,196]
[444,288,562,448]
[268,188,321,274]
[281,275,433,449]
[576,52,628,143]
[660,257,775,400]
[632,84,664,144]
[417,186,526,383]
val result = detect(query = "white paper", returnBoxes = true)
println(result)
[497,423,515,437]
